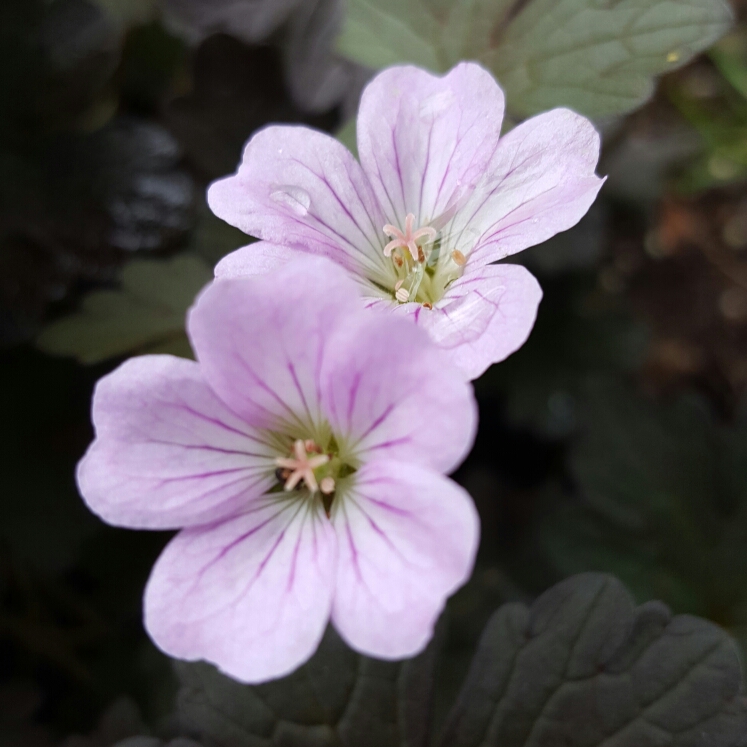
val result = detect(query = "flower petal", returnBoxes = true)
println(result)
[331,460,479,659]
[188,257,361,432]
[414,263,543,379]
[145,497,337,683]
[207,126,390,284]
[456,109,604,265]
[77,355,275,530]
[357,63,504,229]
[320,311,477,473]
[214,241,303,279]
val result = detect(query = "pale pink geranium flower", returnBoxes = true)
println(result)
[77,257,478,683]
[208,62,604,379]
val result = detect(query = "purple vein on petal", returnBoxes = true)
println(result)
[362,511,411,567]
[170,402,260,441]
[343,510,363,583]
[363,435,413,453]
[361,496,412,517]
[417,117,435,220]
[287,157,380,263]
[348,402,397,448]
[370,141,400,223]
[286,504,311,592]
[229,350,307,431]
[287,360,315,427]
[346,371,362,428]
[156,472,271,512]
[452,146,535,251]
[145,441,273,459]
[391,119,406,217]
[193,503,292,583]
[154,467,259,484]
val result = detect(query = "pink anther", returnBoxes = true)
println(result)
[383,213,437,262]
[275,439,329,493]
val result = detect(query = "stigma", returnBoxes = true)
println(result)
[275,439,329,493]
[383,213,436,262]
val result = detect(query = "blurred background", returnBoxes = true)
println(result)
[2,0,747,742]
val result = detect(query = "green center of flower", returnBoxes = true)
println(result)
[272,433,356,516]
[381,212,467,307]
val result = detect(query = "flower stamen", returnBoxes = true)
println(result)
[275,439,329,493]
[394,279,409,303]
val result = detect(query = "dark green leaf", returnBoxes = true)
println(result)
[174,625,440,747]
[36,255,211,363]
[539,382,747,654]
[478,278,648,437]
[337,0,733,118]
[440,573,747,747]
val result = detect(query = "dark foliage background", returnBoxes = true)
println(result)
[3,0,747,744]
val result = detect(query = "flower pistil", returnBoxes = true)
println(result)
[275,439,330,493]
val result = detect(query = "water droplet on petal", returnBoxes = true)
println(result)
[270,185,311,217]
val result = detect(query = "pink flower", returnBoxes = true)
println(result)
[208,62,605,379]
[77,257,478,683]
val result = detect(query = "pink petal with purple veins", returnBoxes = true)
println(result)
[455,108,604,265]
[363,262,542,379]
[357,63,504,230]
[330,460,478,659]
[145,497,337,683]
[319,312,477,473]
[187,257,360,431]
[214,241,304,279]
[207,126,389,282]
[415,263,543,379]
[77,355,276,530]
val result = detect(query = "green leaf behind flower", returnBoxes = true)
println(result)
[173,624,440,747]
[540,382,747,653]
[36,255,212,364]
[440,573,747,747]
[337,0,733,118]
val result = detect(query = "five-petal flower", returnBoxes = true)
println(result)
[208,62,605,379]
[77,257,479,683]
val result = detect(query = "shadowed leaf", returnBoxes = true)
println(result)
[36,255,211,363]
[440,572,747,747]
[173,625,440,747]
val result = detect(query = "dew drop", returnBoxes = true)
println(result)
[270,185,311,216]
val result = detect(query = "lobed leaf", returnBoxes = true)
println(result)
[439,573,747,747]
[539,382,747,654]
[173,625,439,747]
[36,255,211,364]
[337,0,733,118]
